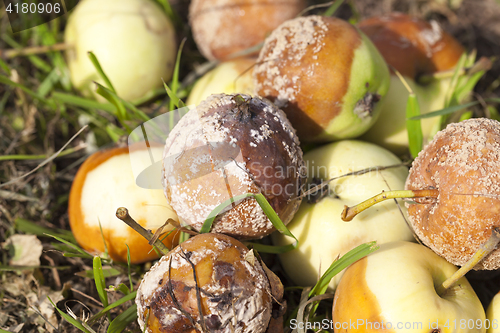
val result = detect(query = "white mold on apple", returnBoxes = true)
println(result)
[189,0,306,61]
[65,0,177,102]
[162,93,306,239]
[272,140,414,289]
[135,233,284,333]
[405,118,500,270]
[343,118,500,271]
[254,15,390,143]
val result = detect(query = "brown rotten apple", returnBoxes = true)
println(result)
[359,12,466,153]
[189,0,306,61]
[135,233,285,333]
[343,118,500,271]
[162,93,306,239]
[69,146,179,263]
[254,15,390,143]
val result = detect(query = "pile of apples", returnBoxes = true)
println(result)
[64,0,500,332]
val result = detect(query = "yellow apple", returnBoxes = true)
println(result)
[487,292,500,333]
[333,241,486,333]
[272,140,413,289]
[186,57,255,106]
[65,0,177,102]
[360,76,451,153]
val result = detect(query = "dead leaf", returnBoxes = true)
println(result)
[3,234,43,267]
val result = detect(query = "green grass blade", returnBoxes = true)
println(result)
[126,244,133,291]
[2,34,52,73]
[169,38,186,111]
[245,241,297,254]
[47,297,94,333]
[95,82,151,124]
[90,291,137,324]
[201,192,299,253]
[75,267,122,279]
[46,234,93,259]
[407,101,479,120]
[179,232,190,243]
[15,218,76,243]
[455,70,486,103]
[0,74,54,106]
[95,82,129,124]
[87,51,116,93]
[406,93,423,158]
[163,81,186,110]
[154,0,182,28]
[200,193,254,233]
[323,0,345,16]
[309,241,379,297]
[444,53,468,107]
[0,58,11,75]
[107,304,138,333]
[253,193,298,247]
[0,264,71,271]
[93,256,109,309]
[37,68,61,98]
[52,91,116,113]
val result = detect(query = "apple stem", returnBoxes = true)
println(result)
[437,227,500,296]
[0,42,71,59]
[341,189,439,221]
[115,207,170,256]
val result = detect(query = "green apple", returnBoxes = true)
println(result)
[186,58,256,106]
[486,292,500,333]
[333,241,486,333]
[254,15,390,143]
[272,140,413,289]
[65,0,176,102]
[360,76,451,153]
[358,13,466,154]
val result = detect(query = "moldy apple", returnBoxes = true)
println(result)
[254,15,390,143]
[135,233,285,333]
[162,93,306,239]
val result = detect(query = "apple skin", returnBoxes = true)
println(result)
[360,76,451,154]
[358,13,465,154]
[189,0,306,61]
[69,146,179,263]
[254,16,390,143]
[272,140,413,289]
[65,0,176,102]
[333,241,486,333]
[486,292,500,333]
[186,58,256,106]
